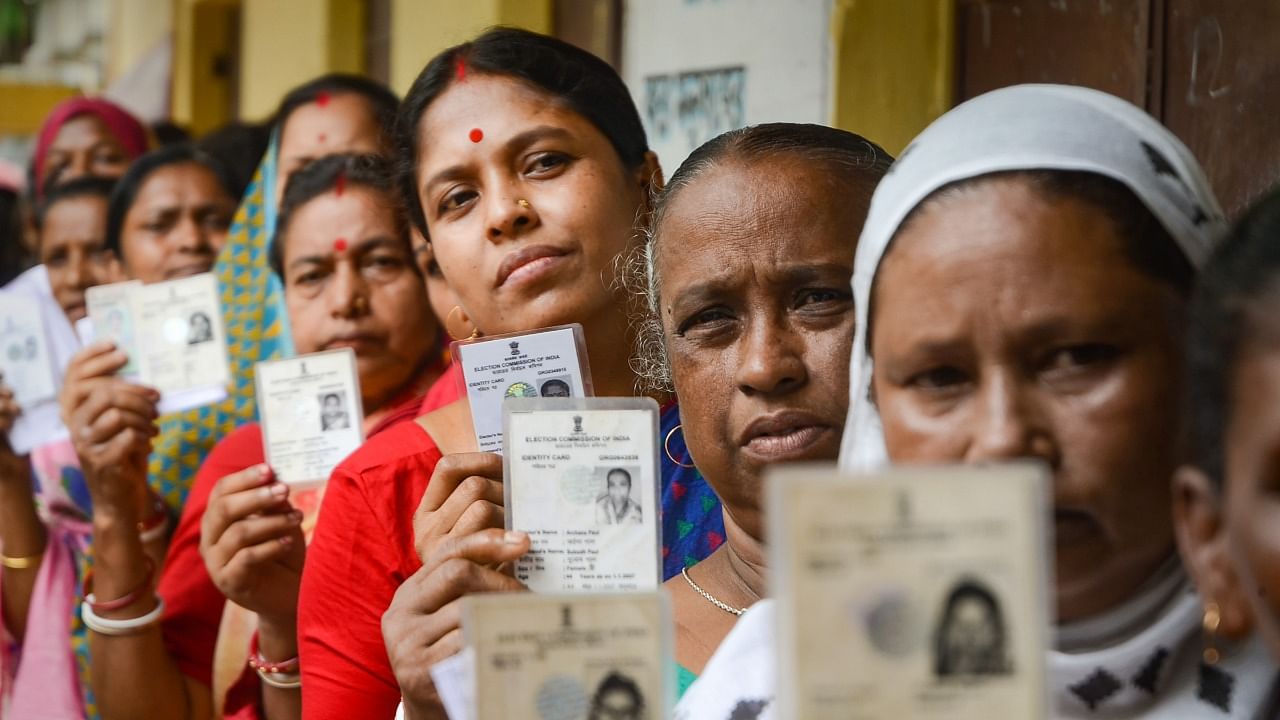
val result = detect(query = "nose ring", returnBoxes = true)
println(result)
[516,199,530,209]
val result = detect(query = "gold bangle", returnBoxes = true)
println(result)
[1,553,41,570]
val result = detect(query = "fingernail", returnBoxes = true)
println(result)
[280,535,293,546]
[504,531,526,545]
[289,510,303,523]
[257,464,272,481]
[270,483,288,498]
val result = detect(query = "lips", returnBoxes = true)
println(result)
[1053,509,1101,545]
[495,245,570,288]
[165,262,214,279]
[738,410,837,462]
[323,331,383,351]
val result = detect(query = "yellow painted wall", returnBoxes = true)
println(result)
[172,0,238,135]
[238,0,366,121]
[389,0,553,95]
[107,0,174,84]
[831,0,954,156]
[0,83,81,135]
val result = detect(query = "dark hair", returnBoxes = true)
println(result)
[0,188,32,286]
[322,392,342,404]
[605,467,632,486]
[867,169,1196,356]
[272,153,414,281]
[933,578,1007,677]
[634,122,894,392]
[36,176,117,231]
[395,27,650,235]
[588,671,644,719]
[276,73,400,149]
[105,144,237,256]
[1186,188,1280,487]
[196,121,272,199]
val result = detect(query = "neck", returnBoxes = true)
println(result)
[359,355,442,433]
[719,508,767,603]
[581,302,644,398]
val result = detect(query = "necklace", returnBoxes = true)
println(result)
[681,567,745,616]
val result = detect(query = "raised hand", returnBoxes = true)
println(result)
[199,464,305,624]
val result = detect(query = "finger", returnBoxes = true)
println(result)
[414,474,504,543]
[90,427,153,466]
[75,404,159,445]
[424,527,530,574]
[209,510,303,558]
[201,466,285,542]
[71,383,158,429]
[416,453,504,515]
[65,343,130,384]
[216,535,299,590]
[409,556,528,614]
[425,627,466,666]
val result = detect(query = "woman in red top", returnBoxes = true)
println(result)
[294,27,697,719]
[82,153,441,720]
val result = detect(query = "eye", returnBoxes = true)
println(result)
[794,288,852,310]
[676,306,735,337]
[1042,344,1120,374]
[45,248,68,267]
[906,366,970,391]
[202,212,232,232]
[294,270,325,286]
[438,187,478,214]
[525,152,570,177]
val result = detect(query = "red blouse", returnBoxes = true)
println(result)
[297,363,463,719]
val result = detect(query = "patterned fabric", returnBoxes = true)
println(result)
[659,403,725,580]
[8,141,287,719]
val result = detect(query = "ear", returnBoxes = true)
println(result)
[1172,464,1254,640]
[634,151,664,206]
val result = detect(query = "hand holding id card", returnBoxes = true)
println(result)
[769,462,1052,719]
[503,397,661,593]
[86,274,230,413]
[256,349,364,486]
[462,592,671,720]
[453,324,591,453]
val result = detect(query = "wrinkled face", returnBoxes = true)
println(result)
[280,186,434,407]
[119,163,236,283]
[40,194,122,323]
[276,93,385,204]
[42,114,132,190]
[657,157,865,540]
[415,73,649,336]
[606,470,631,505]
[1220,340,1280,658]
[871,177,1188,622]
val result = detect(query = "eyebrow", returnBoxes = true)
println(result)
[671,262,852,307]
[286,235,400,271]
[421,125,576,192]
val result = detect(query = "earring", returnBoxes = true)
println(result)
[445,305,480,341]
[1203,602,1222,665]
[663,424,696,469]
[1198,601,1236,710]
[352,296,368,313]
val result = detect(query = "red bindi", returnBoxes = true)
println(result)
[334,171,346,197]
[317,132,327,143]
[454,56,467,81]
[315,91,331,107]
[333,238,348,253]
[469,128,484,143]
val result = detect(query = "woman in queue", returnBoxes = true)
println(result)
[1174,188,1280,703]
[296,28,726,718]
[83,153,441,720]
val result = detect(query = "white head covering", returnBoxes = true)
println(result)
[838,83,1227,471]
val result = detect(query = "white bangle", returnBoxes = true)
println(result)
[81,596,165,636]
[257,669,302,690]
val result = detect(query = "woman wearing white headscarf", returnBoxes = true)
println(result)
[678,84,1279,719]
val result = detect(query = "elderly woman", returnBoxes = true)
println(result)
[1175,188,1280,692]
[686,85,1278,719]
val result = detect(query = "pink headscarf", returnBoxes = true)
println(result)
[31,97,150,199]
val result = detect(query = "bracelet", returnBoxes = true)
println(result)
[248,631,300,675]
[257,669,302,690]
[81,596,165,636]
[1,552,41,570]
[83,557,155,612]
[138,496,169,543]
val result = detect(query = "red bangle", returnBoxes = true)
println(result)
[248,632,300,675]
[138,495,168,534]
[83,557,155,613]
